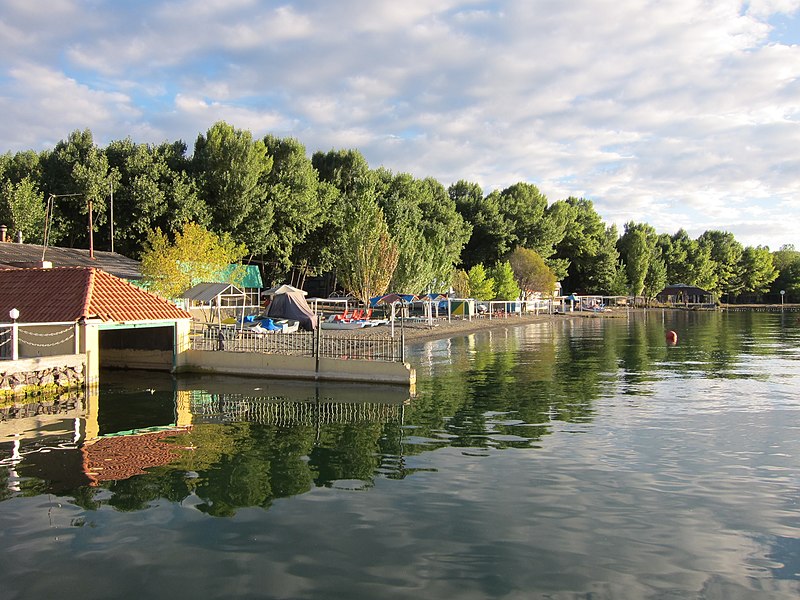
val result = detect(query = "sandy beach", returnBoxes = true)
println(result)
[379,309,625,344]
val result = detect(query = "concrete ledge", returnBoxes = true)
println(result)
[178,349,415,387]
[318,356,415,386]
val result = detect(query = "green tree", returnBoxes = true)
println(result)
[289,180,342,284]
[552,198,618,292]
[771,245,800,302]
[608,260,630,295]
[740,246,777,296]
[312,148,372,196]
[105,138,207,258]
[467,264,495,300]
[192,121,272,254]
[375,170,435,293]
[40,129,115,248]
[0,177,46,243]
[373,171,471,294]
[507,247,557,296]
[660,229,689,285]
[490,261,521,300]
[140,222,247,299]
[335,185,399,306]
[451,181,515,268]
[699,230,743,299]
[261,135,326,280]
[0,150,42,185]
[643,254,667,300]
[498,182,569,268]
[418,177,471,289]
[617,222,658,296]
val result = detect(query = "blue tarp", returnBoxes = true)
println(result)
[259,318,282,331]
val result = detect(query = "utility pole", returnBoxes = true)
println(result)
[88,198,94,259]
[41,193,83,261]
[109,181,114,253]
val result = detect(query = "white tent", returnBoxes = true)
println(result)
[262,284,307,297]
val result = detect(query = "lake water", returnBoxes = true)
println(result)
[2,310,800,599]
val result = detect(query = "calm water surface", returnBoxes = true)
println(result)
[2,311,800,599]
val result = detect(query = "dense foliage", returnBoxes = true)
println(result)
[140,222,247,299]
[0,122,790,301]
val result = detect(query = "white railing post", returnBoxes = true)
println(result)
[11,321,18,360]
[9,308,20,361]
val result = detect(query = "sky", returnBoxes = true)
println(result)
[2,0,800,250]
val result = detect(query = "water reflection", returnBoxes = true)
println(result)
[2,311,800,598]
[1,374,411,515]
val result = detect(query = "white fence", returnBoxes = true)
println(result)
[0,322,78,361]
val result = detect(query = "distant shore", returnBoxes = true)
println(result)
[331,303,800,346]
[392,309,622,344]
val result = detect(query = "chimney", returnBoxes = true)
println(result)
[0,225,6,242]
[17,230,23,244]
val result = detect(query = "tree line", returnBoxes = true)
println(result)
[1,122,796,303]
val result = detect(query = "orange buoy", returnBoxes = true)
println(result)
[666,330,678,345]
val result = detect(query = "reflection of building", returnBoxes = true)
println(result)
[3,374,411,498]
[2,380,193,490]
[81,429,190,484]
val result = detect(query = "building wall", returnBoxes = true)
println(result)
[179,348,415,387]
[81,324,100,387]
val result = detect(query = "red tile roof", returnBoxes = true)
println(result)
[0,267,192,323]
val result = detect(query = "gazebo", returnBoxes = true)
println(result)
[657,284,714,306]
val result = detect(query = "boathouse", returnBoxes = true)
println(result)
[0,267,193,391]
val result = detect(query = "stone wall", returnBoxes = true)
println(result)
[0,354,86,397]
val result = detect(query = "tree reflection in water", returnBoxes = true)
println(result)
[2,310,794,517]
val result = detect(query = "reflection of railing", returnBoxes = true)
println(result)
[190,392,406,426]
[191,325,406,363]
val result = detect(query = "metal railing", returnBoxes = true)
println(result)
[191,324,405,363]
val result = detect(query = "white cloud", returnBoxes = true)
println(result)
[0,63,138,149]
[1,0,800,249]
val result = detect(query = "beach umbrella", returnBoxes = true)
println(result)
[376,293,405,305]
[375,293,413,337]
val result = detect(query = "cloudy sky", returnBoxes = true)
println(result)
[2,0,799,250]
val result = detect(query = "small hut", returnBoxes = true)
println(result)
[181,282,248,325]
[657,284,714,305]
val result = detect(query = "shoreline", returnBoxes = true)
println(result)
[396,303,800,345]
[395,310,622,344]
